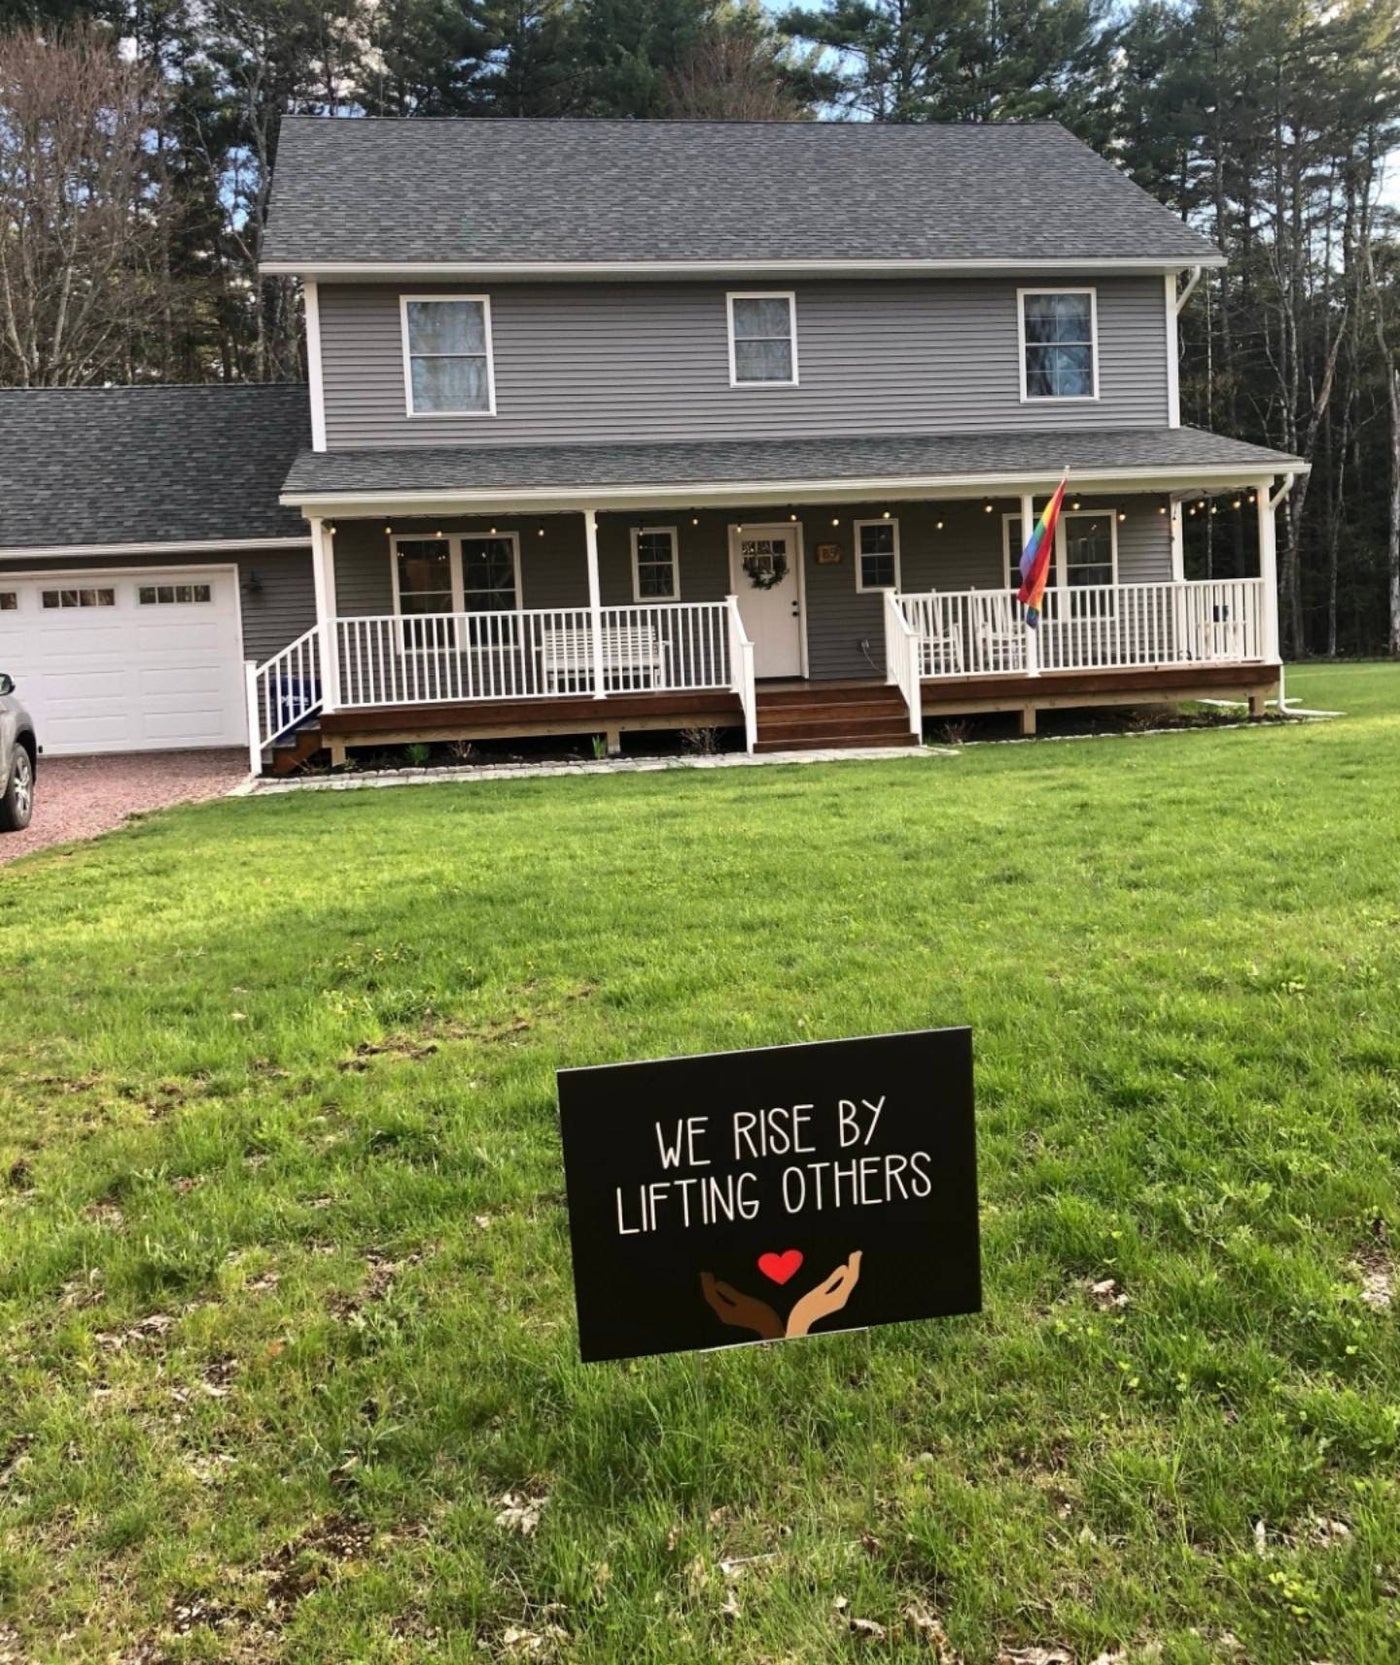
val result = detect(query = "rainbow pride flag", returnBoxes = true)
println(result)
[1017,474,1069,626]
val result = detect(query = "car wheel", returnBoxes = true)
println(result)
[0,746,33,832]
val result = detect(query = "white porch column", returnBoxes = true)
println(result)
[1256,477,1281,663]
[310,516,340,712]
[1019,491,1039,677]
[1169,498,1185,582]
[583,508,606,700]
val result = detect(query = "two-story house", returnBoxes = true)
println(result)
[0,119,1303,770]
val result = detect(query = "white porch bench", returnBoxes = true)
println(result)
[541,621,664,692]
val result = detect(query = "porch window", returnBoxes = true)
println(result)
[631,527,679,601]
[402,296,495,416]
[1062,510,1117,589]
[394,537,455,615]
[855,519,900,591]
[727,292,797,386]
[461,535,519,611]
[1020,289,1097,400]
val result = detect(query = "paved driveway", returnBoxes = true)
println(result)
[0,749,248,864]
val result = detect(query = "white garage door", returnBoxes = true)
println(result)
[0,568,247,756]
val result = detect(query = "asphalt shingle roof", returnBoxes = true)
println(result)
[0,384,310,550]
[282,427,1302,501]
[263,118,1220,268]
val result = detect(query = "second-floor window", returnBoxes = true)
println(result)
[402,296,496,416]
[1019,289,1097,401]
[727,292,798,386]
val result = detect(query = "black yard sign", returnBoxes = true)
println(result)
[557,1028,980,1363]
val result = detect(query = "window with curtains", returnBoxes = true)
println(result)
[402,297,495,415]
[727,293,797,385]
[1020,289,1097,400]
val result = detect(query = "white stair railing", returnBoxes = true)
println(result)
[726,595,757,752]
[883,591,923,738]
[244,626,322,773]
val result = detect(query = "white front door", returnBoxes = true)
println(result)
[729,524,804,678]
[0,568,247,755]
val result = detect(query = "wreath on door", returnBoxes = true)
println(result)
[742,550,789,590]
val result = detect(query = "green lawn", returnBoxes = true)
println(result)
[2,663,1399,1663]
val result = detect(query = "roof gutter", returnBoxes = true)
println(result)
[261,254,1227,282]
[282,460,1308,518]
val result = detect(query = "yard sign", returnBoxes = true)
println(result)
[557,1029,980,1363]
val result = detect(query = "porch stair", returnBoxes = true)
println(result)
[754,682,918,753]
[270,724,326,776]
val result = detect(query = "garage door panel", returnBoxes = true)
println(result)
[0,570,247,756]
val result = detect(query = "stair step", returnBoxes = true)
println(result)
[756,682,892,708]
[269,725,325,777]
[757,699,908,724]
[757,716,915,743]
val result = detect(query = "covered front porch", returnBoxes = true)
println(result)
[250,432,1297,770]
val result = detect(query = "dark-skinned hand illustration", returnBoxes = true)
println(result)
[700,1251,863,1341]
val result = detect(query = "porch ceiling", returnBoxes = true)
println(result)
[282,426,1305,518]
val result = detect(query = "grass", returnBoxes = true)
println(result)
[1,662,1399,1663]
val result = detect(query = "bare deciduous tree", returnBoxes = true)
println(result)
[665,27,808,122]
[0,26,163,386]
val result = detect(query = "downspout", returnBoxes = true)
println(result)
[1175,266,1204,314]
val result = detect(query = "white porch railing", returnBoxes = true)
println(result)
[882,590,923,738]
[334,601,735,709]
[244,626,322,773]
[900,579,1266,681]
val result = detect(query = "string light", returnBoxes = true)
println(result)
[789,509,799,522]
[983,500,994,514]
[936,520,945,530]
[691,514,699,526]
[1117,512,1127,523]
[831,516,840,527]
[1071,499,1081,511]
[537,527,545,537]
[1232,498,1242,510]
[384,524,393,535]
[1158,506,1167,515]
[881,508,891,519]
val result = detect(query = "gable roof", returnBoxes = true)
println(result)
[262,118,1221,275]
[0,384,310,553]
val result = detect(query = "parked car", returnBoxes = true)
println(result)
[0,673,36,832]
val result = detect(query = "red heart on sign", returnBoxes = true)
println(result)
[757,1249,803,1286]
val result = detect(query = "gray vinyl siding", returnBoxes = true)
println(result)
[318,277,1170,449]
[328,493,1171,681]
[238,552,318,661]
[0,547,316,665]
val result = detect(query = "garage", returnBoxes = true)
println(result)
[0,568,248,756]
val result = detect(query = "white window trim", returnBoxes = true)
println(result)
[1003,506,1119,587]
[1017,286,1099,403]
[1058,507,1119,588]
[629,525,681,603]
[388,530,523,649]
[400,294,498,418]
[853,518,901,592]
[726,291,799,388]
